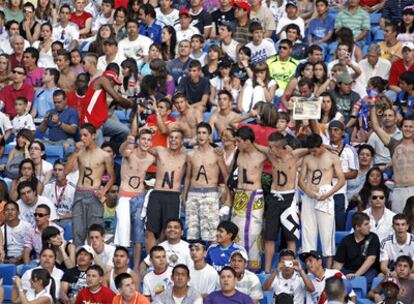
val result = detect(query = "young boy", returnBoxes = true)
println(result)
[307,0,335,47]
[75,265,116,304]
[246,22,276,64]
[175,9,200,42]
[12,97,36,135]
[190,34,207,65]
[205,221,247,272]
[142,245,173,301]
[276,112,300,148]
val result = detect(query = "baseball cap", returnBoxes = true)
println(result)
[336,72,353,84]
[103,70,122,85]
[328,120,345,130]
[220,20,236,33]
[402,42,414,51]
[299,250,322,262]
[103,37,118,46]
[234,0,251,13]
[76,245,94,258]
[380,277,400,289]
[286,0,298,8]
[179,8,191,17]
[230,250,248,262]
[188,240,206,249]
[403,5,414,14]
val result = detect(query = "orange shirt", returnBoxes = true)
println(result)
[112,292,150,304]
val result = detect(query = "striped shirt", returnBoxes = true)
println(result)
[335,7,370,38]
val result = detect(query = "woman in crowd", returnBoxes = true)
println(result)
[314,61,329,95]
[238,62,277,112]
[32,23,54,68]
[230,46,253,87]
[42,226,76,271]
[139,43,162,77]
[161,25,176,62]
[150,58,175,100]
[35,0,57,25]
[113,7,127,40]
[88,24,115,56]
[19,3,40,45]
[202,45,222,79]
[9,158,43,201]
[70,49,84,74]
[121,58,139,98]
[398,6,414,43]
[12,268,55,304]
[28,140,52,185]
[0,53,11,88]
[4,0,23,23]
[127,0,141,21]
[403,196,414,233]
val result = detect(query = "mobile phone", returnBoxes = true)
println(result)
[284,261,293,268]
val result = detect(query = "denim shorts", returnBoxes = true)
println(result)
[130,193,146,243]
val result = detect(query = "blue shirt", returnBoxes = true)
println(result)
[33,87,58,118]
[139,21,162,44]
[382,0,414,24]
[395,91,414,117]
[204,290,253,304]
[308,14,335,42]
[205,242,247,272]
[46,106,79,141]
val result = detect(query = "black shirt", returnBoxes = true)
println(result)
[191,9,212,35]
[334,232,380,272]
[61,267,88,299]
[211,8,235,33]
[177,76,210,106]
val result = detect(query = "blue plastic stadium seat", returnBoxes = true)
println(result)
[64,222,72,241]
[257,272,270,285]
[3,284,12,303]
[371,276,383,290]
[45,144,64,163]
[374,30,384,42]
[335,231,349,246]
[0,264,17,285]
[349,276,368,299]
[170,111,179,118]
[362,45,369,57]
[21,264,36,276]
[357,299,374,304]
[203,111,212,123]
[328,42,338,55]
[345,209,356,231]
[370,13,382,27]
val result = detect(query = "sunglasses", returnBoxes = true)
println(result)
[13,70,25,75]
[34,212,49,218]
[279,45,289,50]
[371,195,385,200]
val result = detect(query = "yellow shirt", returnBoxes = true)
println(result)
[266,55,298,90]
[378,41,402,62]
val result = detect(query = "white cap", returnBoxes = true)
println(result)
[402,42,414,50]
[230,250,248,262]
[76,245,94,257]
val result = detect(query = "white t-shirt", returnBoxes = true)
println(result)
[332,144,359,195]
[246,38,276,64]
[22,266,64,300]
[144,240,193,268]
[52,22,80,51]
[17,195,58,225]
[92,13,113,33]
[97,51,126,71]
[236,269,264,301]
[118,35,153,67]
[95,243,116,268]
[1,220,31,257]
[142,267,173,298]
[0,111,12,135]
[155,8,179,27]
[32,41,56,68]
[276,16,305,39]
[25,288,53,303]
[189,264,219,295]
[270,272,305,304]
[380,232,414,264]
[174,25,200,43]
[38,160,53,184]
[42,180,76,218]
[12,113,36,134]
[363,208,396,242]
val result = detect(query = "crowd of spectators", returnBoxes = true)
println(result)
[0,0,414,303]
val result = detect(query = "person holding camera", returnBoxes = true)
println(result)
[263,249,315,304]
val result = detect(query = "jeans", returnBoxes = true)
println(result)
[334,193,346,231]
[96,114,129,150]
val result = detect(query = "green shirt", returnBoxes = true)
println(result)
[335,7,370,38]
[266,56,298,90]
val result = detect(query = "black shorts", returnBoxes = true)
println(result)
[146,190,180,238]
[264,192,297,241]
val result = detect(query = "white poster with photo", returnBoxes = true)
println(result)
[292,97,322,120]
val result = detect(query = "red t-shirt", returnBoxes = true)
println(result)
[10,54,24,70]
[75,286,116,304]
[114,0,128,8]
[238,123,278,174]
[360,0,381,6]
[70,11,92,30]
[67,90,86,118]
[0,82,35,117]
[389,59,414,86]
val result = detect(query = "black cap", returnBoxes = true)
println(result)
[299,250,322,262]
[328,120,345,130]
[103,37,118,46]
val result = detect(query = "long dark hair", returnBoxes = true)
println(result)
[150,58,168,95]
[358,167,388,210]
[314,61,328,84]
[31,268,56,303]
[121,58,138,91]
[88,24,115,56]
[41,226,61,251]
[127,0,141,20]
[18,158,39,188]
[161,25,176,61]
[319,92,338,123]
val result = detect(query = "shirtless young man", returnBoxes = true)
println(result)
[208,90,239,139]
[65,123,115,246]
[299,134,345,267]
[370,105,414,213]
[115,129,155,269]
[183,122,229,242]
[256,132,308,273]
[145,129,187,252]
[229,126,267,272]
[171,93,203,145]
